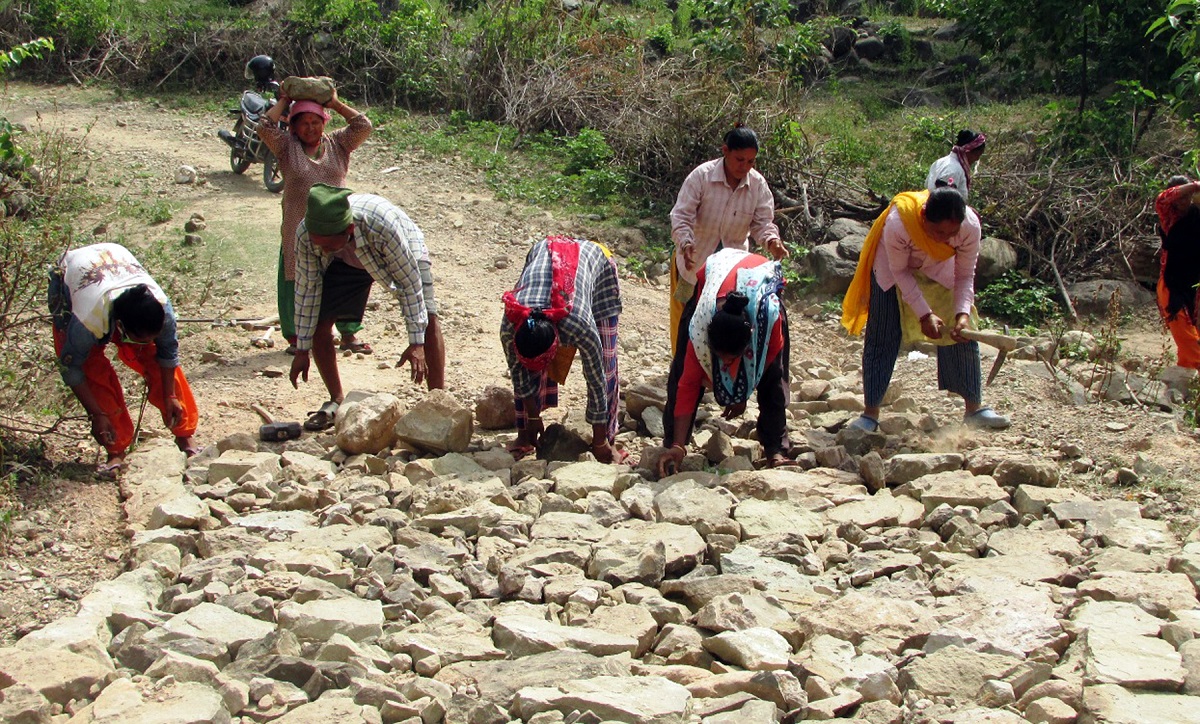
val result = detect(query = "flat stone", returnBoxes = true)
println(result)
[986,528,1084,561]
[1083,628,1186,690]
[158,602,275,656]
[1014,486,1087,517]
[0,647,111,705]
[277,597,383,641]
[492,615,639,657]
[721,468,857,502]
[1076,571,1197,616]
[886,453,963,484]
[793,634,899,704]
[694,591,793,633]
[796,592,937,654]
[82,677,230,724]
[435,650,628,716]
[287,523,393,556]
[734,498,824,539]
[719,545,816,594]
[1073,600,1163,638]
[530,511,609,542]
[271,696,384,723]
[550,461,624,500]
[901,646,1023,700]
[824,491,904,528]
[588,521,706,585]
[654,480,736,537]
[929,586,1066,659]
[513,675,692,724]
[1082,684,1200,723]
[230,510,316,533]
[685,670,807,710]
[207,450,281,485]
[910,471,1008,512]
[932,552,1069,593]
[1096,517,1180,554]
[702,627,791,671]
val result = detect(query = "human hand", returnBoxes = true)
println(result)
[327,86,339,105]
[950,313,971,343]
[91,413,116,449]
[722,401,747,420]
[682,244,697,272]
[289,351,310,389]
[766,238,789,261]
[163,397,184,429]
[399,344,427,385]
[920,313,945,340]
[658,445,685,477]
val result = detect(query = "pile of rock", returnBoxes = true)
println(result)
[1,387,1198,724]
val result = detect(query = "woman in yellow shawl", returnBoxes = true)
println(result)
[841,187,1009,431]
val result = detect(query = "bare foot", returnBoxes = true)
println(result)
[175,436,201,457]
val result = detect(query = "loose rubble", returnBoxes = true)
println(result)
[2,378,1199,724]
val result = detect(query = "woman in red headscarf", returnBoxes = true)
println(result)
[500,236,624,462]
[926,129,986,201]
[260,83,372,355]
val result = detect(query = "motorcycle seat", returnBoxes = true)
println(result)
[240,91,270,117]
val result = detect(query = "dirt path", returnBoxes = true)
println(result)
[0,83,1197,644]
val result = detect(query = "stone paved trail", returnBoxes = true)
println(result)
[2,380,1199,723]
[2,83,1200,724]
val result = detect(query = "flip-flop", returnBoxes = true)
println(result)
[303,400,339,431]
[96,458,125,479]
[339,340,373,355]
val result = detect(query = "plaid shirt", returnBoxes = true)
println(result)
[500,238,622,425]
[670,157,780,284]
[294,194,431,351]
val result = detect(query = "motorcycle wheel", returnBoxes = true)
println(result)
[263,151,284,193]
[229,118,251,175]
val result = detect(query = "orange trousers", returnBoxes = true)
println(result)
[54,328,198,455]
[1157,273,1200,369]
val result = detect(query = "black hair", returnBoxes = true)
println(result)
[514,311,556,358]
[924,187,967,224]
[111,284,165,338]
[1167,175,1191,189]
[708,292,753,356]
[723,125,759,152]
[955,129,983,147]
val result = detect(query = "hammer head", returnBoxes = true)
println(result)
[259,421,302,441]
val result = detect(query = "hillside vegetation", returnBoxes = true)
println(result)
[2,0,1198,282]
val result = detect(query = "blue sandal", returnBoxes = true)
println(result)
[846,414,880,432]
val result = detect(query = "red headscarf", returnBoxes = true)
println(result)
[503,235,582,371]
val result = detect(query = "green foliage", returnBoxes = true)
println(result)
[564,128,615,175]
[25,0,112,47]
[646,23,675,54]
[975,270,1061,328]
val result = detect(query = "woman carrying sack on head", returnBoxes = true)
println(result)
[1154,175,1200,369]
[500,235,625,463]
[659,248,791,475]
[260,77,373,355]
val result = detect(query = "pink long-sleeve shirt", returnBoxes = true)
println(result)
[669,158,780,285]
[872,205,981,319]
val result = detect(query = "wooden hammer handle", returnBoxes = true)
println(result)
[249,403,274,424]
[958,328,1020,352]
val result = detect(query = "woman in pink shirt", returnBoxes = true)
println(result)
[669,126,787,351]
[841,187,1009,431]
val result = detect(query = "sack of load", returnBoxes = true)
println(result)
[281,76,335,105]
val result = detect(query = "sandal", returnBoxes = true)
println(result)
[339,340,373,355]
[96,456,126,480]
[303,400,339,431]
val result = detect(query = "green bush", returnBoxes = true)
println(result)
[565,128,615,175]
[26,0,112,48]
[975,270,1062,328]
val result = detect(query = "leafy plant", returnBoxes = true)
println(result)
[564,128,615,175]
[975,270,1062,328]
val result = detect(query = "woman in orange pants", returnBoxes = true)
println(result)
[1154,176,1200,369]
[50,243,199,475]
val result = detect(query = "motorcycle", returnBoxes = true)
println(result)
[217,54,284,193]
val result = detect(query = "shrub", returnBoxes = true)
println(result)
[565,128,615,175]
[975,270,1062,328]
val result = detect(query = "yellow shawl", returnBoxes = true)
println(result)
[840,190,956,335]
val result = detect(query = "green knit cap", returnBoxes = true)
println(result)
[305,183,353,236]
